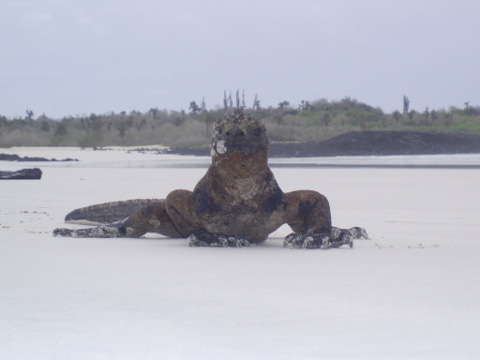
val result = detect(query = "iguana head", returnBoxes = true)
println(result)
[210,113,269,158]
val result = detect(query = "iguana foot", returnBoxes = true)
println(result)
[351,226,369,239]
[332,226,369,240]
[52,228,75,237]
[187,229,253,248]
[284,233,330,249]
[284,230,354,249]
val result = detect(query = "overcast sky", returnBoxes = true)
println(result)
[1,0,479,119]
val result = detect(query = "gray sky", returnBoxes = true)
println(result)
[1,0,479,119]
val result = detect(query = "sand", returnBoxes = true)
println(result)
[1,147,480,359]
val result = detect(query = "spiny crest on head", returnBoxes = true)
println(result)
[215,111,249,132]
[223,109,247,124]
[213,107,267,142]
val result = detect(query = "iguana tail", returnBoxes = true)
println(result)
[65,199,164,225]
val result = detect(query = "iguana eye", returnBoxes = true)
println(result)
[251,128,261,136]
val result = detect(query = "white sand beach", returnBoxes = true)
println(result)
[1,147,480,359]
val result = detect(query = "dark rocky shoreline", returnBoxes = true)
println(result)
[0,153,78,162]
[170,131,480,157]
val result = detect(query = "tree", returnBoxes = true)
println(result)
[149,108,159,119]
[0,115,6,135]
[235,89,241,110]
[26,109,34,120]
[189,101,200,115]
[299,100,306,112]
[423,107,430,124]
[278,101,290,111]
[322,112,331,127]
[403,95,410,115]
[116,121,127,138]
[223,91,228,110]
[40,121,50,132]
[53,122,67,138]
[135,118,147,132]
[445,112,453,126]
[38,113,48,121]
[299,100,312,112]
[408,110,415,121]
[87,113,103,132]
[392,110,401,122]
[252,94,261,111]
[173,110,186,127]
[203,111,214,137]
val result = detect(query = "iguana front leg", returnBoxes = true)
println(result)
[283,190,366,249]
[164,189,253,247]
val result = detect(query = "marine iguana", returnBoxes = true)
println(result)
[53,112,368,249]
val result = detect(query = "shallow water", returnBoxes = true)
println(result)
[2,146,480,169]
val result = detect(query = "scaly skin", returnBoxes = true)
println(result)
[54,112,368,248]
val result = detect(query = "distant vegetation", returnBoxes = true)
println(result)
[1,94,479,148]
